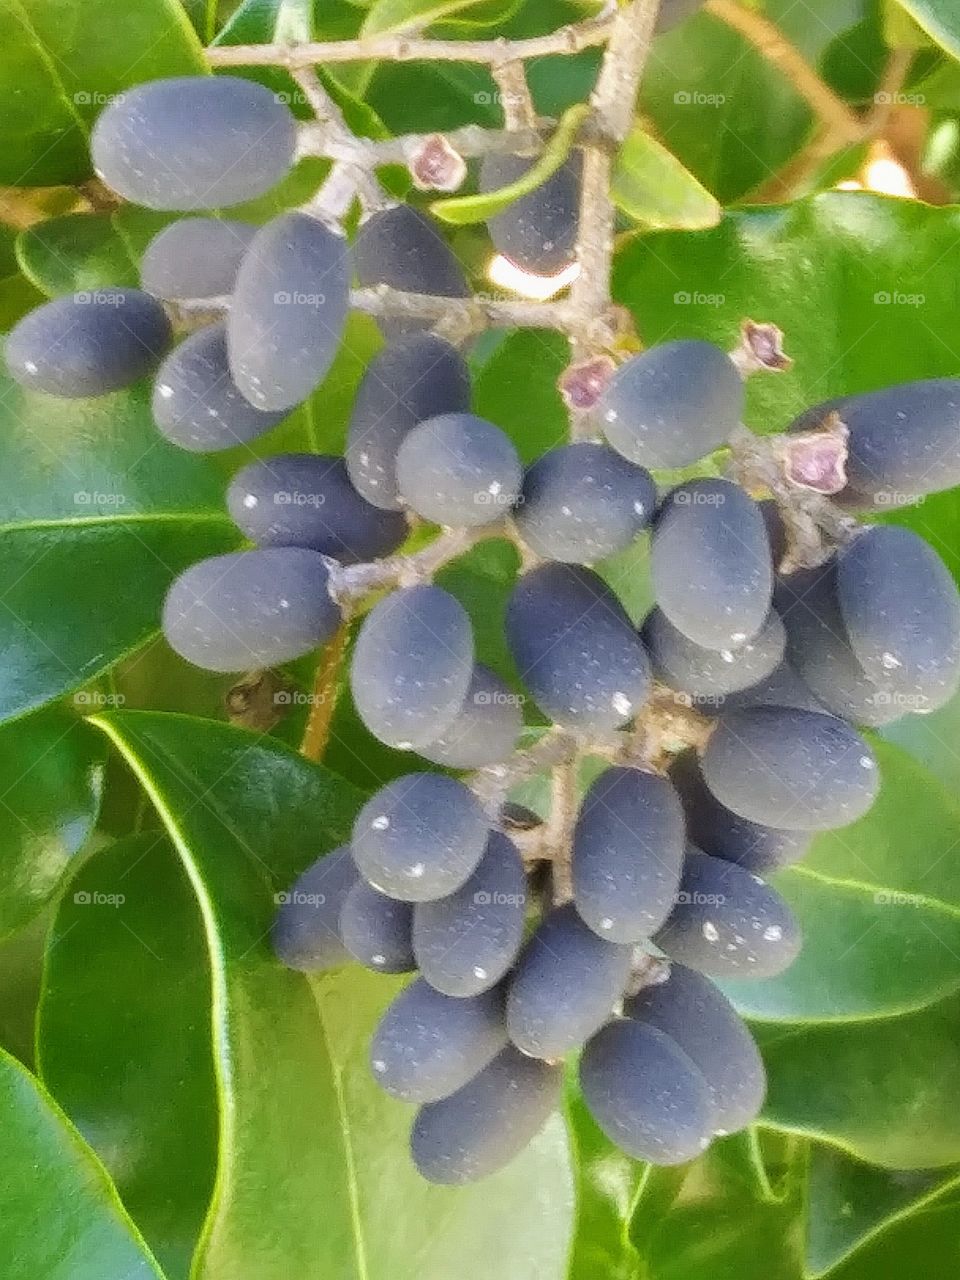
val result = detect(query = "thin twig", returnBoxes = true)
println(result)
[177,285,578,337]
[206,12,616,68]
[547,758,579,904]
[492,60,538,131]
[568,1,662,359]
[300,621,350,761]
[326,525,496,606]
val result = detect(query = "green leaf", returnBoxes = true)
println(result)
[0,911,49,1067]
[472,329,570,464]
[0,376,238,725]
[38,835,218,1280]
[307,967,576,1280]
[216,0,313,43]
[431,104,590,225]
[565,1081,645,1280]
[16,214,139,296]
[805,1144,959,1277]
[628,1134,806,1280]
[0,1044,166,1279]
[612,127,721,231]
[92,710,575,1280]
[0,225,45,330]
[0,711,105,939]
[722,741,960,1022]
[361,0,518,37]
[639,11,812,203]
[613,194,960,434]
[756,993,960,1168]
[814,1182,960,1279]
[897,1,960,59]
[0,0,205,187]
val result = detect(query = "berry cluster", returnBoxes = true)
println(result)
[5,68,960,1186]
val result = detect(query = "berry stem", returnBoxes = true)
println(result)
[299,621,350,761]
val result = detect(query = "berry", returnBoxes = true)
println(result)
[579,1019,716,1164]
[669,751,811,873]
[654,849,801,978]
[572,767,685,943]
[413,830,526,997]
[505,563,650,734]
[351,773,489,902]
[339,881,415,973]
[513,442,656,565]
[625,963,766,1135]
[91,76,296,210]
[651,479,773,651]
[152,323,285,452]
[701,706,880,831]
[272,847,358,972]
[162,548,341,673]
[6,290,171,398]
[480,153,580,275]
[227,454,407,563]
[354,205,468,337]
[643,606,786,699]
[227,212,350,411]
[599,340,743,469]
[140,218,257,301]
[418,664,522,769]
[411,1047,562,1185]
[395,413,522,528]
[506,903,633,1058]
[837,525,960,712]
[346,333,471,511]
[349,585,474,750]
[369,979,506,1104]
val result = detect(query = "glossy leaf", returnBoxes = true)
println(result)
[0,226,44,330]
[16,214,139,296]
[0,711,105,938]
[640,11,812,203]
[472,329,570,464]
[565,1082,646,1280]
[756,994,960,1168]
[0,1045,165,1279]
[0,0,205,186]
[629,1133,806,1280]
[805,1143,959,1277]
[612,126,721,230]
[0,376,238,724]
[614,194,960,434]
[899,0,960,58]
[39,835,217,1280]
[723,742,960,1021]
[92,711,575,1278]
[362,0,520,37]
